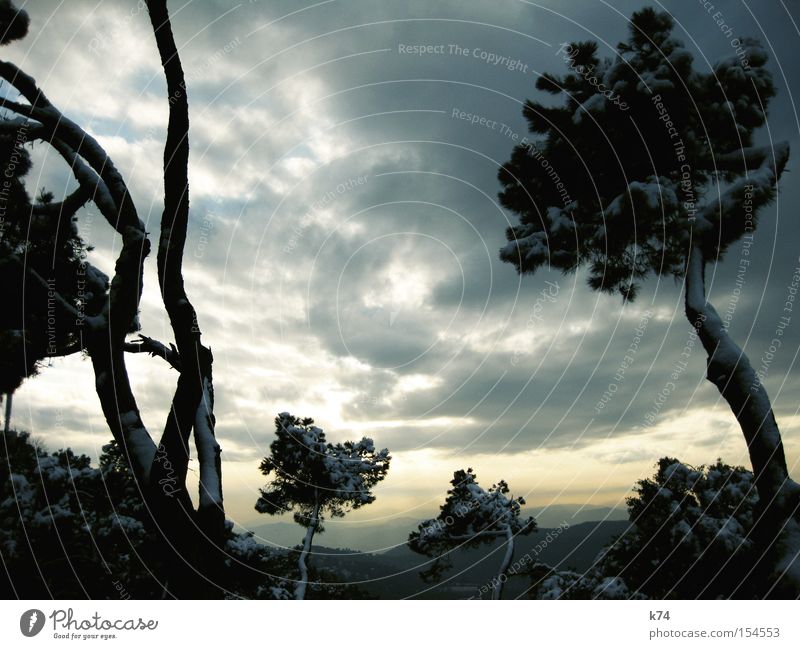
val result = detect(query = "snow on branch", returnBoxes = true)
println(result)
[255,412,391,599]
[498,7,789,300]
[255,412,391,518]
[409,468,535,593]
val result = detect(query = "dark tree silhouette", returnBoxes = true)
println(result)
[0,431,161,598]
[409,468,535,599]
[497,8,797,587]
[528,457,766,599]
[0,0,224,597]
[0,0,27,46]
[255,413,391,599]
[0,90,99,432]
[0,431,296,599]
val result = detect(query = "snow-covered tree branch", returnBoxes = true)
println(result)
[255,413,391,599]
[529,457,767,599]
[409,468,536,599]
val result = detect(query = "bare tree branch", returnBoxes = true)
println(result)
[146,0,224,547]
[124,335,181,370]
[0,59,160,481]
[31,185,91,218]
[0,61,150,342]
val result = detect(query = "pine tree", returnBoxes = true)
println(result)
[498,7,797,588]
[409,468,535,599]
[0,118,104,426]
[529,457,764,599]
[255,412,391,599]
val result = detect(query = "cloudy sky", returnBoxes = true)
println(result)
[6,0,800,545]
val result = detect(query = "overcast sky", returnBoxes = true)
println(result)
[6,0,800,546]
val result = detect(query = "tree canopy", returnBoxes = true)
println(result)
[0,122,103,395]
[256,412,391,523]
[498,8,785,300]
[529,457,773,599]
[409,468,535,596]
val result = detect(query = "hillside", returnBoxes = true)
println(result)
[306,520,631,599]
[241,504,627,553]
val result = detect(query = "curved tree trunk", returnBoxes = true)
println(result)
[146,0,225,597]
[3,392,11,434]
[685,244,800,589]
[194,376,224,543]
[1,0,225,599]
[492,524,515,600]
[296,501,321,600]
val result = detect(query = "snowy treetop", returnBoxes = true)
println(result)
[408,469,535,579]
[255,412,391,523]
[498,8,788,300]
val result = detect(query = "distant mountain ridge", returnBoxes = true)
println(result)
[240,503,627,553]
[307,520,631,599]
